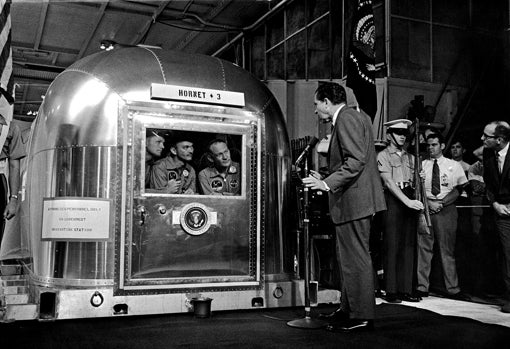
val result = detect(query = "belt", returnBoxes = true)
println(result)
[395,182,412,189]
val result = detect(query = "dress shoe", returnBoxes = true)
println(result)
[415,290,429,298]
[501,301,510,313]
[318,308,349,321]
[400,293,420,302]
[326,319,374,332]
[448,291,470,302]
[383,293,402,303]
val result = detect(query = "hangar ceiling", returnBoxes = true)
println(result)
[10,0,287,121]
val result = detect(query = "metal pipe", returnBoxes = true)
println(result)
[386,0,391,77]
[212,0,295,57]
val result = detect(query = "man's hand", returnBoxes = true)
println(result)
[406,199,424,211]
[302,175,327,191]
[493,202,510,217]
[428,200,443,214]
[165,179,181,194]
[308,170,323,180]
[3,199,17,220]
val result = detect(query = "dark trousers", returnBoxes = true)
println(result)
[0,174,7,248]
[382,192,417,294]
[335,216,375,319]
[495,215,510,297]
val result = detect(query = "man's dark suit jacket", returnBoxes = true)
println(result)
[483,146,510,205]
[324,106,386,224]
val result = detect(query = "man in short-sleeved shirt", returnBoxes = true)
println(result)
[377,119,423,303]
[198,139,240,196]
[416,133,468,300]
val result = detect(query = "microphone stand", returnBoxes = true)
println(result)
[287,157,327,329]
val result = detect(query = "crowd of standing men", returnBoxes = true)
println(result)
[303,81,510,332]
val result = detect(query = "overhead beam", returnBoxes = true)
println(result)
[77,2,109,60]
[175,0,233,51]
[34,0,49,50]
[13,41,79,55]
[212,0,294,57]
[131,0,172,46]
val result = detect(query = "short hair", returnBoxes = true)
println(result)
[490,121,510,142]
[450,139,464,148]
[207,138,228,152]
[426,132,444,144]
[315,82,347,105]
[146,129,164,139]
[169,132,193,147]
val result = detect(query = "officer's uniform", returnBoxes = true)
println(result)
[377,119,418,297]
[149,156,196,194]
[417,155,467,294]
[198,161,240,195]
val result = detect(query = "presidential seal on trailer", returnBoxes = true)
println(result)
[179,203,215,236]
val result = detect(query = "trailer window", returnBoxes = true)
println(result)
[144,129,243,196]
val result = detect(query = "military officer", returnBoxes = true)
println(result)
[377,119,423,303]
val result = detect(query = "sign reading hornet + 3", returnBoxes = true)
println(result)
[151,83,245,107]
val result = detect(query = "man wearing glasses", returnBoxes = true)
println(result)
[482,121,510,313]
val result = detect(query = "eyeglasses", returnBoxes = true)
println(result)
[482,133,497,139]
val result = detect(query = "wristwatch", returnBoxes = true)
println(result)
[9,194,18,200]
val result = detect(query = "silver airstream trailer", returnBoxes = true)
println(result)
[19,47,300,319]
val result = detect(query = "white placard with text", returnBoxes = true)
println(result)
[41,198,112,241]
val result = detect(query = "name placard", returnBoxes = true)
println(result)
[151,83,245,107]
[41,198,112,241]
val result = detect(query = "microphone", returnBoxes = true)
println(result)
[294,136,319,166]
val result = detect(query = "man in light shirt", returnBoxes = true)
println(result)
[416,133,469,300]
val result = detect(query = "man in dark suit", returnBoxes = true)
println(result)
[482,121,510,313]
[302,82,386,332]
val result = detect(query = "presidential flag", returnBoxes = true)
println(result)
[346,0,377,121]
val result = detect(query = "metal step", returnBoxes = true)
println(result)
[1,279,27,287]
[0,266,37,321]
[3,285,29,295]
[4,293,30,305]
[1,303,38,322]
[0,264,23,276]
[1,275,29,288]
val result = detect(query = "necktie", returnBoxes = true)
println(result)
[431,159,440,196]
[496,152,502,174]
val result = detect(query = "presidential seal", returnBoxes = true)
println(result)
[180,203,213,236]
